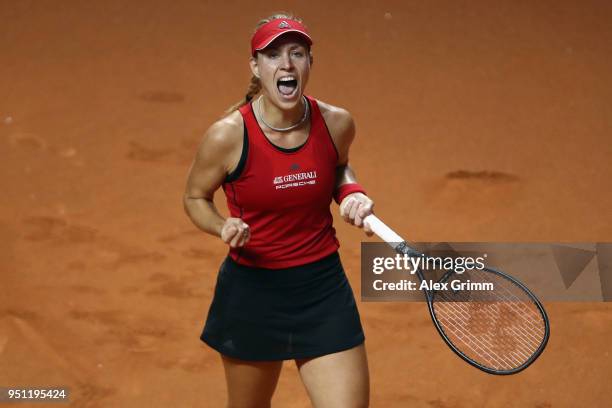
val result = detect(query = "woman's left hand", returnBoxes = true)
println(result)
[339,192,374,236]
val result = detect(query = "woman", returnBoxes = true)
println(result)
[184,13,373,408]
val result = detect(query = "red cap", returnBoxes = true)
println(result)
[251,19,313,57]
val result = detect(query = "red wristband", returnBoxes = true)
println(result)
[334,183,367,204]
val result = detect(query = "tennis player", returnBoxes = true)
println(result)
[184,13,373,408]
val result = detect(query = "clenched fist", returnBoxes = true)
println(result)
[221,218,250,248]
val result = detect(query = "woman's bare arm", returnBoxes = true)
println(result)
[183,114,250,247]
[320,102,374,234]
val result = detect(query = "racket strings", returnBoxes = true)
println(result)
[467,269,545,336]
[433,304,526,368]
[435,300,532,361]
[439,284,545,350]
[434,300,539,369]
[431,268,546,371]
[435,302,539,370]
[471,268,542,320]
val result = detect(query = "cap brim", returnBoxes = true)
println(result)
[254,30,313,53]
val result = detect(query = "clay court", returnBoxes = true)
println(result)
[1,1,611,406]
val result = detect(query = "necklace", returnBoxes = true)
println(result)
[256,95,309,132]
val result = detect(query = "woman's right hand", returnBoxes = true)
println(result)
[221,218,250,248]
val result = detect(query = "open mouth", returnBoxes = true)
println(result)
[277,76,298,97]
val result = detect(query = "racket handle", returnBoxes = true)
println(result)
[363,214,405,244]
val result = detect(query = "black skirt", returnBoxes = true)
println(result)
[200,252,365,361]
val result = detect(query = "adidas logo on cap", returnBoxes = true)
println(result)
[278,20,290,29]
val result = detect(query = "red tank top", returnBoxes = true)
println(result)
[223,96,340,268]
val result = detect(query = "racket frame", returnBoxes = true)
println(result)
[366,217,550,375]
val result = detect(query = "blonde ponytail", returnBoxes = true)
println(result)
[225,75,261,115]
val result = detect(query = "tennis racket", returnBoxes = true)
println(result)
[363,214,550,375]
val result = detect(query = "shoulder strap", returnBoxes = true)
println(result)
[304,95,340,161]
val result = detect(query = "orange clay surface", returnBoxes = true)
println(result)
[1,1,611,407]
